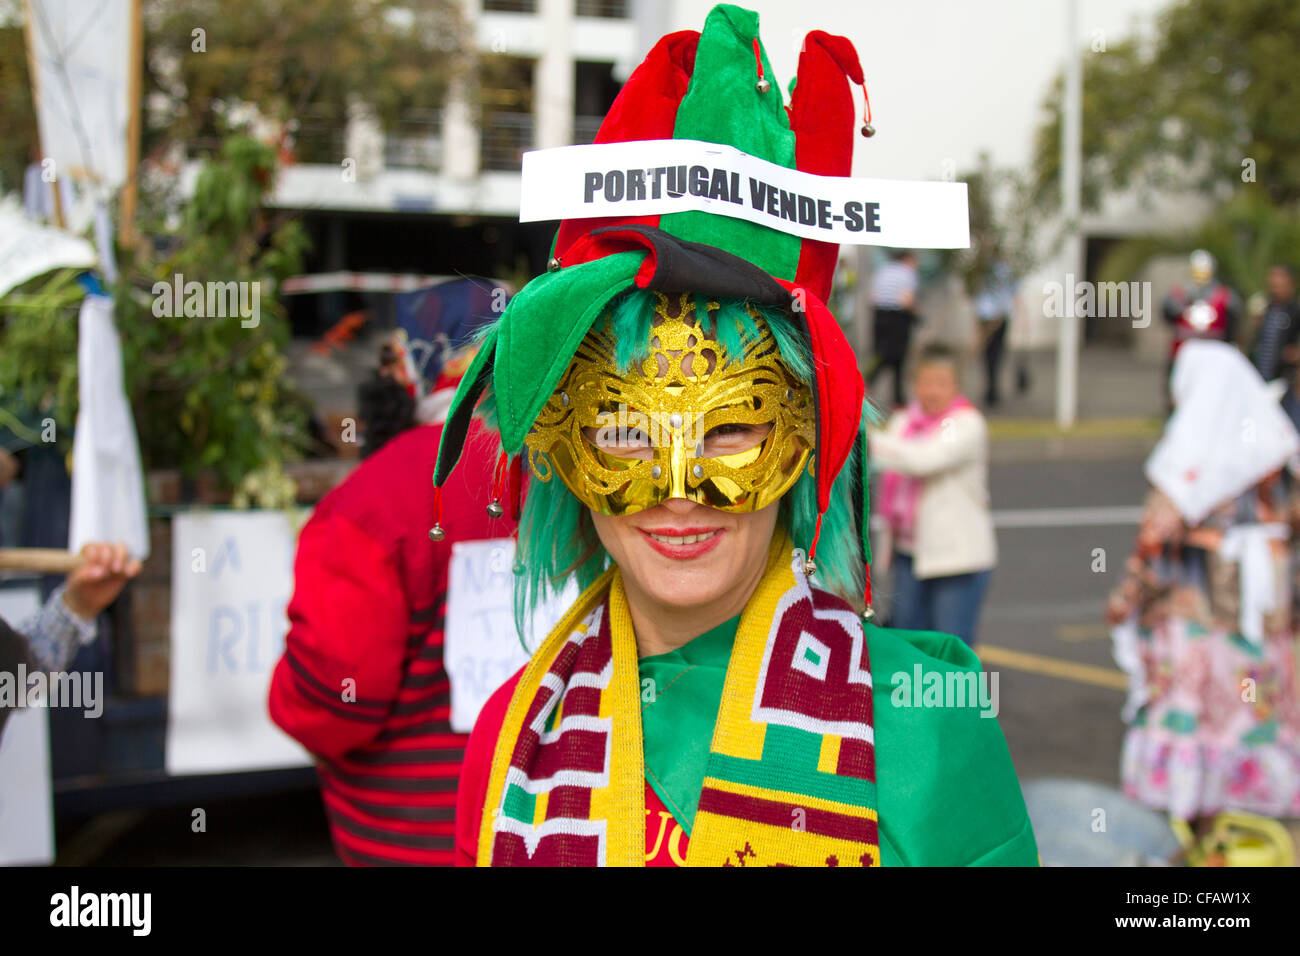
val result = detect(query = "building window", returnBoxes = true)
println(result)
[576,0,629,18]
[385,109,444,171]
[483,0,538,12]
[480,55,536,171]
[574,61,622,145]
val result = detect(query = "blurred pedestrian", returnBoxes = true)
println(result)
[1250,263,1300,385]
[357,338,417,458]
[1107,340,1300,823]
[867,249,920,408]
[869,343,997,645]
[0,542,140,740]
[973,259,1018,408]
[269,340,516,864]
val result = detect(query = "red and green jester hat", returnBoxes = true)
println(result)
[436,3,1039,868]
[434,4,873,588]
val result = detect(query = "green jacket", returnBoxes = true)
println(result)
[866,623,1038,866]
[640,619,1039,866]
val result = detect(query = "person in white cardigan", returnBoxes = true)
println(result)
[869,343,997,644]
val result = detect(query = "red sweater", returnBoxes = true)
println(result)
[269,421,513,865]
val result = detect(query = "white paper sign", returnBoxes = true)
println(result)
[25,0,132,190]
[166,512,311,774]
[444,538,578,733]
[519,139,970,249]
[0,586,55,867]
[0,203,97,298]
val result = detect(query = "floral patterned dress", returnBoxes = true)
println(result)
[1106,479,1300,819]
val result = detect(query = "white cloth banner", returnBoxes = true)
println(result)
[166,511,310,774]
[1146,340,1300,526]
[0,203,97,298]
[519,139,970,249]
[68,294,149,560]
[25,0,132,190]
[0,586,55,867]
[444,538,577,733]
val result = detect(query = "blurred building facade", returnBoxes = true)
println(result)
[269,0,637,317]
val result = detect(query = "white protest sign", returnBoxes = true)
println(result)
[166,511,311,774]
[519,139,970,249]
[0,586,55,866]
[0,204,97,298]
[444,538,579,733]
[25,0,132,190]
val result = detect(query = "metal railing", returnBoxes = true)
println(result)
[576,0,629,17]
[480,112,534,171]
[384,110,444,171]
[483,0,538,12]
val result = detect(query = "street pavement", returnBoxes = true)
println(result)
[978,454,1151,788]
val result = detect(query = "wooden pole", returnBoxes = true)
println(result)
[118,0,144,248]
[0,548,81,575]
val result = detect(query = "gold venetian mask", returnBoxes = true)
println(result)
[524,291,815,516]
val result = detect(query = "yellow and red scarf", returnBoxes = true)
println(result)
[477,532,880,867]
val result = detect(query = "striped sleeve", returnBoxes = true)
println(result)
[269,509,409,760]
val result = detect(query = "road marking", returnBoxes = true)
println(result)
[976,643,1128,691]
[1056,622,1111,643]
[992,506,1143,528]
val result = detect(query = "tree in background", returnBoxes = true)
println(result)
[0,135,311,506]
[1032,0,1300,211]
[0,0,35,193]
[143,0,468,163]
[118,134,312,508]
[0,0,469,186]
[1028,0,1300,307]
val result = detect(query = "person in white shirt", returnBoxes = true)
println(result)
[867,250,920,408]
[869,343,997,644]
[973,261,1018,408]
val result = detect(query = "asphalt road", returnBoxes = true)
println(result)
[62,452,1153,865]
[979,456,1150,788]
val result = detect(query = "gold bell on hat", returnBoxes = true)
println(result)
[428,523,446,542]
[486,500,505,519]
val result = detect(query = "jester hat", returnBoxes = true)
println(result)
[433,3,875,600]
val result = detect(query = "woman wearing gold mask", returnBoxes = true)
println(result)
[433,5,1037,866]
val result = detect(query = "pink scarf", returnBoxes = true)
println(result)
[877,396,973,543]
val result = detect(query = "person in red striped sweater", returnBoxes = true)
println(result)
[268,414,513,865]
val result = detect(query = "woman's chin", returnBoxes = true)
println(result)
[628,553,730,610]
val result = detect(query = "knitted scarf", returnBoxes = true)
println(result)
[877,395,973,541]
[477,531,880,867]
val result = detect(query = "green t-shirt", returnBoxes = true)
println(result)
[639,615,739,837]
[638,618,1039,866]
